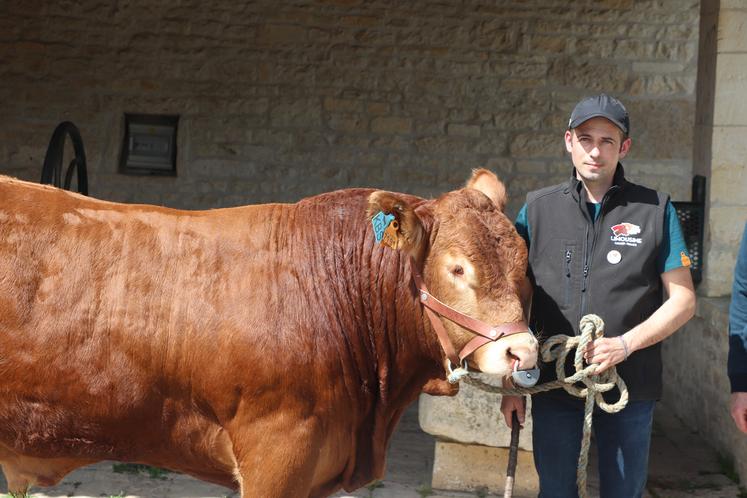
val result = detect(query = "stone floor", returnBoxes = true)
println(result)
[0,402,742,498]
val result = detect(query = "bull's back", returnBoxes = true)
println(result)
[0,178,291,460]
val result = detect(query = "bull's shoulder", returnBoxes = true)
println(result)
[297,188,376,207]
[295,188,427,219]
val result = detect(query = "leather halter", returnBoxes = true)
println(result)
[409,257,530,368]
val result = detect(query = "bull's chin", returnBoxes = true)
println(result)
[467,361,517,389]
[471,363,511,378]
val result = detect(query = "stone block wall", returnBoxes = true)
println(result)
[0,0,699,217]
[661,0,747,486]
[662,298,747,484]
[699,0,747,296]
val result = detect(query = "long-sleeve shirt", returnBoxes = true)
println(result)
[729,221,747,392]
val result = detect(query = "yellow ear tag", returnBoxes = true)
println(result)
[381,220,399,249]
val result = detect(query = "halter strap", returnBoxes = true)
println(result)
[409,257,530,365]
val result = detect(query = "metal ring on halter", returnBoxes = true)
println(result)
[511,359,540,388]
[446,358,470,384]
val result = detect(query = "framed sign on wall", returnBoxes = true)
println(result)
[119,114,179,176]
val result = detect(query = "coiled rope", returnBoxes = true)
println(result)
[462,314,629,498]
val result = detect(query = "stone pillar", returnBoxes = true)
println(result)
[700,0,747,296]
[664,0,747,487]
[418,376,538,494]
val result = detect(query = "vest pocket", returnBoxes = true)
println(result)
[562,242,577,309]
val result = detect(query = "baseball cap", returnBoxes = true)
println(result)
[568,94,630,136]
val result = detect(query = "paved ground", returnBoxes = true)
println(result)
[1,402,742,498]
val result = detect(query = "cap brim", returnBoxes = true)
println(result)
[569,112,628,134]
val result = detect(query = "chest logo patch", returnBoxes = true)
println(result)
[610,222,643,247]
[607,250,622,265]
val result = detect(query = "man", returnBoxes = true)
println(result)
[729,222,747,434]
[502,94,696,498]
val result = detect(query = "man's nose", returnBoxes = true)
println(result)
[589,146,601,157]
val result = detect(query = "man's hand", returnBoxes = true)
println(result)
[731,392,747,434]
[500,395,526,428]
[583,336,628,374]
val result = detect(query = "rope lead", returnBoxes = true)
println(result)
[462,314,628,498]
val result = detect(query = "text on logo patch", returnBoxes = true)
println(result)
[610,222,643,247]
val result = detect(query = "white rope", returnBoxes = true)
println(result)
[461,314,628,498]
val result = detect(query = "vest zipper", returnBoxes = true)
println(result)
[565,248,574,307]
[580,223,592,327]
[579,186,620,326]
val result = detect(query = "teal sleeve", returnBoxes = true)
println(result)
[658,200,690,274]
[514,203,530,248]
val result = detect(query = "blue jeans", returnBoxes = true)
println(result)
[531,394,655,498]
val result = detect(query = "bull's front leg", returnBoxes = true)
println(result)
[227,411,324,498]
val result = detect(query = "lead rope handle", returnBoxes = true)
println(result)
[462,314,628,498]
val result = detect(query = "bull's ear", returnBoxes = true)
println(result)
[367,191,426,256]
[465,168,507,212]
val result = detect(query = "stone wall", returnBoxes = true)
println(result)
[699,0,747,296]
[661,0,747,487]
[0,0,699,217]
[662,298,747,483]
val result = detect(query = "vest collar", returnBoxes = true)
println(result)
[566,162,628,203]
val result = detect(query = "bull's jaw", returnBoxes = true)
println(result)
[469,334,538,378]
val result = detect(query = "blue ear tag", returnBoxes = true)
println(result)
[372,211,396,243]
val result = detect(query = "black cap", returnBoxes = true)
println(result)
[568,94,630,135]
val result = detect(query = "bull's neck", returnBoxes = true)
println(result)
[288,192,443,404]
[275,191,445,490]
[315,232,444,490]
[302,228,443,404]
[364,251,445,401]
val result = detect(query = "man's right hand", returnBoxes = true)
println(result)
[731,392,747,434]
[500,395,526,429]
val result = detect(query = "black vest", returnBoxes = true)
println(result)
[526,165,668,401]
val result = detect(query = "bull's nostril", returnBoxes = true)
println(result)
[506,348,520,364]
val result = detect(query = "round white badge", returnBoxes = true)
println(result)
[607,250,622,265]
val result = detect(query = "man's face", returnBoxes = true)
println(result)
[564,117,632,187]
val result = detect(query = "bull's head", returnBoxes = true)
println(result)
[367,169,538,384]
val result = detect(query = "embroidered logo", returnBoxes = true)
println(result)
[610,223,641,237]
[680,251,692,267]
[610,222,643,247]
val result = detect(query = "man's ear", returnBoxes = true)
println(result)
[619,137,632,159]
[564,129,574,153]
[465,168,507,212]
[367,191,426,257]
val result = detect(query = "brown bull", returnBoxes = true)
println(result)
[0,169,537,497]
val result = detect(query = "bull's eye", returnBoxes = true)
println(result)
[452,265,464,276]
